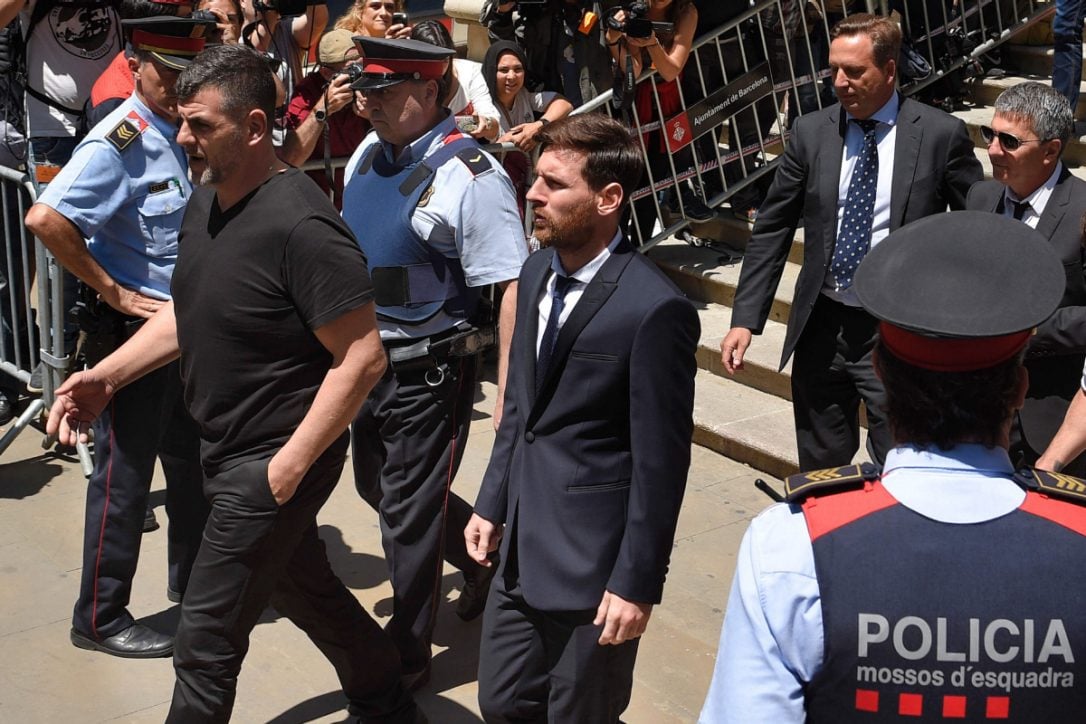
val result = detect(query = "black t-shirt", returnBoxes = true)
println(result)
[172,168,374,475]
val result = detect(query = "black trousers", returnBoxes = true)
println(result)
[74,361,206,638]
[791,294,893,470]
[351,353,480,672]
[168,450,416,723]
[477,557,639,724]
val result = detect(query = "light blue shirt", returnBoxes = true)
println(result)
[343,114,528,340]
[698,444,1024,723]
[824,92,899,306]
[39,92,190,300]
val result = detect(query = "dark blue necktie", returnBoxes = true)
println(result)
[830,119,880,291]
[1010,198,1030,221]
[536,273,576,393]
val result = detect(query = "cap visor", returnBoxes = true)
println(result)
[150,51,192,71]
[350,75,407,91]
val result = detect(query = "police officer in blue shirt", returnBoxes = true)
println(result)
[25,15,215,659]
[341,37,529,688]
[700,212,1086,723]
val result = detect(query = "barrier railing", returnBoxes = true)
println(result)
[570,0,1054,251]
[0,165,59,457]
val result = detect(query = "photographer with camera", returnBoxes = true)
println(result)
[605,0,705,244]
[482,0,619,107]
[281,28,369,207]
[242,0,326,103]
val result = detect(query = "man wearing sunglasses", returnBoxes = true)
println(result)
[967,81,1086,476]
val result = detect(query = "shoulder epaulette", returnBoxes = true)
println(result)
[456,147,492,176]
[1015,468,1086,505]
[784,462,881,503]
[106,110,148,152]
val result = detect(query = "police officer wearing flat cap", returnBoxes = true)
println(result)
[25,14,215,658]
[341,36,529,687]
[700,212,1086,723]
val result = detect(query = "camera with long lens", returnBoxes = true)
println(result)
[605,1,673,39]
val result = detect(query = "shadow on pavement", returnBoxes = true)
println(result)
[0,451,74,499]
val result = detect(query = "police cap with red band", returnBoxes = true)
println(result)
[121,16,217,71]
[853,211,1064,372]
[350,36,453,91]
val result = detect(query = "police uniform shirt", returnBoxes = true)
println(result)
[698,444,1026,724]
[1000,162,1061,229]
[822,92,899,307]
[38,92,189,300]
[343,113,528,340]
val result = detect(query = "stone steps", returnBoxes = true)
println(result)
[665,13,1086,477]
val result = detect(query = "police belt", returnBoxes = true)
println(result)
[384,322,496,381]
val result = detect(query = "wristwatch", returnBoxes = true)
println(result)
[314,108,328,124]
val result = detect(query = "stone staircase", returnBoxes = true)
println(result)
[653,7,1086,480]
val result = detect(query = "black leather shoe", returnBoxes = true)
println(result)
[0,390,13,425]
[143,506,159,533]
[70,623,174,658]
[456,558,497,622]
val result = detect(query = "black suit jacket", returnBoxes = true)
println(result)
[967,170,1086,454]
[474,240,699,612]
[731,95,983,367]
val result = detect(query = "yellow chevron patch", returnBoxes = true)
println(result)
[106,119,144,152]
[1031,469,1086,503]
[784,463,879,503]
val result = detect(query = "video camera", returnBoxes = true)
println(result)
[605,1,673,39]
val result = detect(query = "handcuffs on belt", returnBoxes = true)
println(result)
[387,321,497,387]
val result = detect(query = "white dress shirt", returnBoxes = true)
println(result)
[535,231,623,355]
[1001,162,1062,229]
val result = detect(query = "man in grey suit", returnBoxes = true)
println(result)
[719,13,982,470]
[465,114,699,723]
[967,81,1086,474]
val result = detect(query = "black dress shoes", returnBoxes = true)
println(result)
[70,623,174,658]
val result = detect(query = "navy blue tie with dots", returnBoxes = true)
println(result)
[536,273,576,393]
[830,119,880,291]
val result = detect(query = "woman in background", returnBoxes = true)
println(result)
[411,20,501,142]
[334,0,411,38]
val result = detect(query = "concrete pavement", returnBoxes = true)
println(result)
[0,371,780,723]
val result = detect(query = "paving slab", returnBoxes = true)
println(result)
[0,366,786,723]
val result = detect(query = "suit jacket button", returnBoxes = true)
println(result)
[524,431,535,443]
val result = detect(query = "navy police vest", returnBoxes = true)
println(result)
[342,131,482,326]
[786,467,1086,723]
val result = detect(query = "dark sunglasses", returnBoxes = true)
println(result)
[980,125,1048,151]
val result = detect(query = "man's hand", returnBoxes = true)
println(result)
[323,72,355,116]
[46,369,116,446]
[267,449,305,505]
[465,512,503,565]
[720,327,752,374]
[594,590,653,645]
[103,286,166,319]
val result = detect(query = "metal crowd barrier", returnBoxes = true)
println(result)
[0,165,69,459]
[567,0,1054,251]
